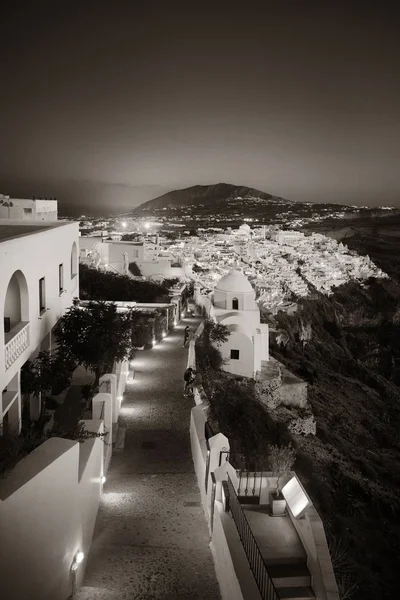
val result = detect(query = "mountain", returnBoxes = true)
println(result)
[133,183,284,212]
[131,182,394,228]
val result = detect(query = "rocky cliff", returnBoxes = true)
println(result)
[269,277,400,600]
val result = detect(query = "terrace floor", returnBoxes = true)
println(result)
[75,316,221,600]
[243,504,307,565]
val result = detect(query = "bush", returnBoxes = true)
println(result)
[128,261,141,276]
[207,377,291,468]
[268,444,296,494]
[195,342,224,372]
[79,264,170,302]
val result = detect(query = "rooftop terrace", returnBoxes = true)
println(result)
[0,220,71,243]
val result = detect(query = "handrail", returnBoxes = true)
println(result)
[227,475,279,600]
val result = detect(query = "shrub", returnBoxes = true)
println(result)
[268,443,296,494]
[128,261,141,276]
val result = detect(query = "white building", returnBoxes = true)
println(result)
[211,270,269,378]
[0,195,58,221]
[0,220,79,435]
[79,235,187,279]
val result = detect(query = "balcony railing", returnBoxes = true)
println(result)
[220,451,266,501]
[4,322,30,370]
[227,475,279,600]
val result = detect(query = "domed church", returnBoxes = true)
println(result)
[211,270,269,378]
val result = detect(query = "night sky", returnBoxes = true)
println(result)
[0,2,399,214]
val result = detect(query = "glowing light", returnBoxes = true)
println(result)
[162,332,166,338]
[101,476,106,484]
[121,221,127,228]
[117,395,123,401]
[281,475,311,518]
[75,551,84,565]
[152,338,156,346]
[144,222,150,230]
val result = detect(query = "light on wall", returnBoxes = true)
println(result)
[70,550,85,596]
[281,475,311,519]
[71,550,85,572]
[101,476,106,484]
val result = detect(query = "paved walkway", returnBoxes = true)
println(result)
[76,317,221,600]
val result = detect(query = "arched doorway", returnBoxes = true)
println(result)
[3,270,29,334]
[232,297,239,310]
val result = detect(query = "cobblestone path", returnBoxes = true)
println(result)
[75,317,221,600]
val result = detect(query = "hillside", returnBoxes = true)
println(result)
[303,212,400,282]
[270,278,400,600]
[133,183,283,212]
[132,183,396,228]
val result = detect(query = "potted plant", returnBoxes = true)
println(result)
[268,444,296,516]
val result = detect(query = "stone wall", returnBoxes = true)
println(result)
[254,369,282,409]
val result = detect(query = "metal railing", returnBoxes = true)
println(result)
[227,475,279,600]
[220,451,266,501]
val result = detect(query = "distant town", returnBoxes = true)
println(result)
[75,209,387,315]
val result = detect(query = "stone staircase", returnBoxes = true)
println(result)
[266,557,315,600]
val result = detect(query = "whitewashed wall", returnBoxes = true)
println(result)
[0,425,104,600]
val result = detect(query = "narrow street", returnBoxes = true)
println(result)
[75,317,221,600]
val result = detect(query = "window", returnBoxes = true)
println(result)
[23,208,33,214]
[71,242,77,278]
[39,277,46,313]
[230,349,240,360]
[59,264,64,294]
[232,297,239,310]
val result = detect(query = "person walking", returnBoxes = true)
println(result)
[183,367,195,396]
[183,325,190,347]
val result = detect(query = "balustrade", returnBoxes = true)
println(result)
[4,322,30,370]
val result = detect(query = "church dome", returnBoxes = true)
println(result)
[239,223,251,233]
[215,270,254,294]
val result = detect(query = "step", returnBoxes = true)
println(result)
[276,586,315,600]
[265,556,308,567]
[238,495,260,505]
[268,563,311,588]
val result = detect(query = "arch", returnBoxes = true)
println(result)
[232,297,239,310]
[71,241,78,278]
[3,270,29,332]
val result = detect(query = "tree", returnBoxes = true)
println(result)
[56,301,135,388]
[201,318,229,347]
[268,444,296,495]
[79,264,169,303]
[20,351,74,421]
